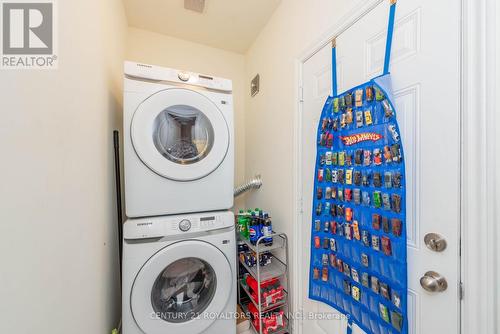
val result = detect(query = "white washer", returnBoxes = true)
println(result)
[124,61,234,217]
[122,211,237,334]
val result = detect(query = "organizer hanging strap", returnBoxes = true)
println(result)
[346,317,353,334]
[330,0,397,96]
[331,38,338,97]
[383,0,397,75]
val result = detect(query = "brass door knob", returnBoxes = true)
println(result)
[420,271,448,292]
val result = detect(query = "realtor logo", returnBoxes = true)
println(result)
[1,0,57,69]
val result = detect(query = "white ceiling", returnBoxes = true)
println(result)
[123,0,282,54]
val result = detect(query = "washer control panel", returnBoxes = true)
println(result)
[123,211,234,240]
[199,215,217,229]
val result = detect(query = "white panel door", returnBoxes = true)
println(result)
[301,43,345,334]
[299,1,461,334]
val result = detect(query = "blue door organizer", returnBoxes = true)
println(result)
[308,2,408,334]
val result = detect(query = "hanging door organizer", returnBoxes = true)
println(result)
[308,2,408,334]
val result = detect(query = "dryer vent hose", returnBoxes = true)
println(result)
[234,175,262,198]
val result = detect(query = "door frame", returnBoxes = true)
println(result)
[291,1,498,334]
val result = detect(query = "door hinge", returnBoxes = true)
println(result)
[299,86,304,102]
[459,237,462,257]
[459,282,464,300]
[299,198,304,214]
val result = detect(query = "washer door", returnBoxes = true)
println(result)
[131,88,229,181]
[131,240,233,334]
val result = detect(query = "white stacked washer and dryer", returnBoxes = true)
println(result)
[122,61,237,334]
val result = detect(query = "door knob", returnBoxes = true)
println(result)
[420,271,448,293]
[424,233,447,252]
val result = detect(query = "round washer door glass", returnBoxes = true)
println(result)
[151,257,216,323]
[131,88,230,181]
[153,106,214,165]
[130,240,233,334]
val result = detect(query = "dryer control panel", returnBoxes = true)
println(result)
[124,61,233,92]
[123,211,234,240]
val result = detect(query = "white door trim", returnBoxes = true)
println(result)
[292,1,498,334]
[460,0,498,333]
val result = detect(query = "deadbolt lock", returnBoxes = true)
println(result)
[424,233,447,252]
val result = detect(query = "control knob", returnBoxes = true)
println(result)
[178,219,191,232]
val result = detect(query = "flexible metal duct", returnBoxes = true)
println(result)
[234,174,262,198]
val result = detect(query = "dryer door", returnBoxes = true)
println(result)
[131,88,229,181]
[130,240,233,334]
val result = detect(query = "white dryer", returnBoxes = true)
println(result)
[124,61,234,217]
[122,211,237,334]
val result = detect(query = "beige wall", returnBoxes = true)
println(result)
[244,0,350,238]
[0,0,127,333]
[126,27,247,209]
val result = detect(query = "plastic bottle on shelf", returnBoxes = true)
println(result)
[244,211,251,239]
[237,209,243,233]
[255,208,262,222]
[262,213,274,246]
[248,211,262,245]
[237,209,250,240]
[258,210,264,238]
